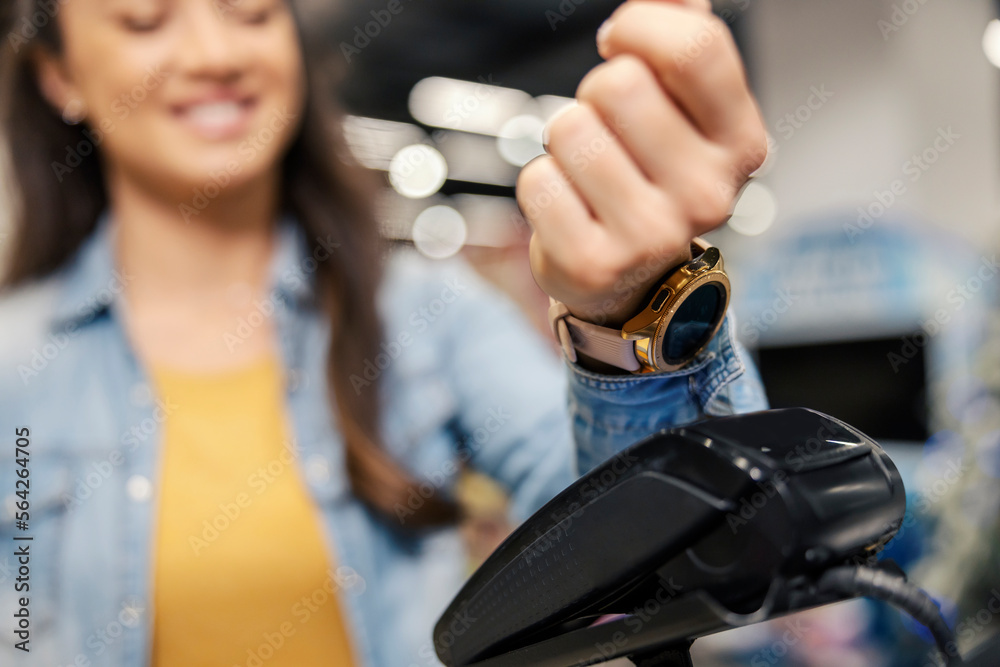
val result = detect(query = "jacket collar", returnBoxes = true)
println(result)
[49,209,315,333]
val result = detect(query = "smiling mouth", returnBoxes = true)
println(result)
[172,97,258,140]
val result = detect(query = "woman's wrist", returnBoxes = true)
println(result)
[563,243,694,329]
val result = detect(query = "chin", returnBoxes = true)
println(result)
[157,159,258,217]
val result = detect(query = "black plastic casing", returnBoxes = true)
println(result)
[433,408,906,667]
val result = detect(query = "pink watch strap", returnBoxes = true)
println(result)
[546,239,713,372]
[547,299,641,372]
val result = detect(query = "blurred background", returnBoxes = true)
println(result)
[321,0,1000,663]
[5,0,1000,664]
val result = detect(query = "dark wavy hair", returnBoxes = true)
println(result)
[0,0,458,526]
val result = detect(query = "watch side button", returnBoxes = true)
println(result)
[651,288,673,313]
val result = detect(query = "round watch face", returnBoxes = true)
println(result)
[661,283,725,364]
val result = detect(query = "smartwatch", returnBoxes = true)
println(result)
[548,237,730,373]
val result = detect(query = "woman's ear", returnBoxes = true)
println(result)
[32,47,86,123]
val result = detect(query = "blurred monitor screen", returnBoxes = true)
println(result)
[755,336,928,443]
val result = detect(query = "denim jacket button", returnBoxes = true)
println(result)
[306,455,330,485]
[126,474,153,502]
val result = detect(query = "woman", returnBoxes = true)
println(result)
[0,0,768,665]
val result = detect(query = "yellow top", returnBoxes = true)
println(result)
[148,354,356,666]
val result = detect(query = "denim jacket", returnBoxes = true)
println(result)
[0,212,767,667]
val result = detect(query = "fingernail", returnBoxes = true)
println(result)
[596,19,614,54]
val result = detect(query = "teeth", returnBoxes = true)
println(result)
[184,101,245,131]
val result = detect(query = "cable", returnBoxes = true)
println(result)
[816,565,963,666]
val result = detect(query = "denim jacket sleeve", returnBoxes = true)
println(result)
[566,314,769,475]
[406,251,769,524]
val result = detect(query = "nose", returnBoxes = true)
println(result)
[174,2,247,81]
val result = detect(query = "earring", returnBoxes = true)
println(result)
[61,99,86,126]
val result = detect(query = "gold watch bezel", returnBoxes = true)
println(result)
[621,241,731,373]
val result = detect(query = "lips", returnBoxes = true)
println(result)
[171,95,257,140]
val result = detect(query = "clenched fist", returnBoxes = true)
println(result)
[518,0,767,328]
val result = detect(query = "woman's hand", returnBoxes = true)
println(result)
[518,0,767,327]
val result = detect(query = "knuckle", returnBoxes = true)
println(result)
[667,14,733,74]
[545,104,593,151]
[685,172,732,225]
[515,156,558,217]
[550,236,618,293]
[724,126,768,183]
[625,181,672,218]
[603,3,632,35]
[623,191,667,233]
[738,122,769,171]
[516,155,548,192]
[514,166,538,208]
[702,14,731,41]
[697,196,733,228]
[577,55,651,109]
[693,14,732,50]
[567,253,619,295]
[575,63,607,103]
